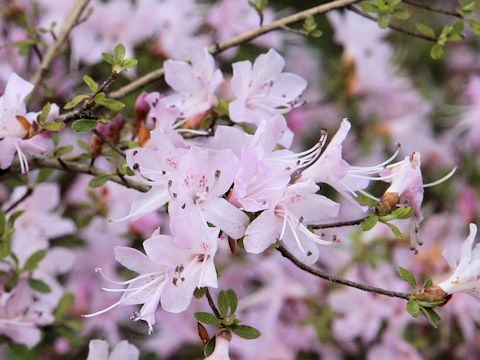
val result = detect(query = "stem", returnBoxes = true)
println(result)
[4,187,33,213]
[92,129,126,158]
[108,0,361,99]
[402,0,463,18]
[28,0,91,101]
[310,217,368,230]
[348,5,437,42]
[205,288,221,318]
[276,245,410,300]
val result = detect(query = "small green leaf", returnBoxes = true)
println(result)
[64,94,89,109]
[89,174,111,188]
[194,287,207,299]
[83,75,98,92]
[378,14,390,29]
[77,139,90,152]
[51,133,60,147]
[416,23,436,38]
[420,307,442,328]
[114,44,126,63]
[310,29,323,38]
[0,242,11,260]
[37,103,51,124]
[406,299,421,318]
[96,98,125,112]
[231,325,261,339]
[393,8,410,19]
[55,292,75,319]
[23,250,47,272]
[44,121,65,131]
[218,290,229,317]
[356,194,377,207]
[204,336,216,357]
[72,119,97,133]
[423,278,433,288]
[55,145,74,156]
[468,19,480,35]
[36,168,53,183]
[194,312,221,326]
[121,58,138,69]
[361,214,379,231]
[102,52,115,65]
[430,43,444,60]
[8,210,24,225]
[360,2,379,13]
[391,206,413,220]
[385,222,403,239]
[28,278,51,293]
[227,289,238,314]
[397,267,416,288]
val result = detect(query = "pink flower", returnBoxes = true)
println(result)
[244,180,339,264]
[229,49,307,124]
[165,48,223,119]
[438,224,480,299]
[0,73,48,173]
[86,339,139,360]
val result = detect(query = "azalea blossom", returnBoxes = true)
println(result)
[165,47,223,120]
[244,180,340,264]
[229,49,307,125]
[0,72,48,173]
[438,224,480,299]
[86,339,139,360]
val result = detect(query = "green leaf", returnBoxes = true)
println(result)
[423,278,433,288]
[406,299,421,318]
[23,250,47,272]
[397,267,416,288]
[218,290,229,317]
[37,103,51,124]
[51,133,60,147]
[72,119,97,133]
[420,307,442,328]
[0,242,11,260]
[361,214,378,231]
[231,325,261,339]
[393,8,410,19]
[378,14,389,29]
[114,44,126,63]
[8,210,24,225]
[468,19,480,35]
[77,139,90,152]
[310,29,323,38]
[96,98,125,112]
[391,206,413,219]
[385,222,403,239]
[43,121,65,131]
[355,194,377,207]
[204,336,216,357]
[360,2,379,13]
[55,292,74,319]
[194,287,207,299]
[36,168,53,183]
[0,212,5,233]
[55,145,73,156]
[121,58,138,69]
[227,289,238,314]
[416,23,436,38]
[28,278,51,293]
[64,94,89,109]
[89,174,111,188]
[83,75,98,92]
[430,43,444,60]
[102,52,115,65]
[194,312,221,326]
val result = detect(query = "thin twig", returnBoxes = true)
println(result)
[205,288,221,318]
[4,187,33,213]
[92,129,126,158]
[402,0,463,18]
[277,245,410,300]
[28,0,90,101]
[310,217,368,230]
[348,5,437,42]
[108,0,361,99]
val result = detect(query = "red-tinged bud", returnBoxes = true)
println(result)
[197,322,209,344]
[417,285,451,304]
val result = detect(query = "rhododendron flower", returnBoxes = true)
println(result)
[229,49,307,124]
[165,47,223,120]
[0,73,48,173]
[301,119,399,207]
[86,339,139,360]
[244,180,339,264]
[125,130,248,239]
[438,224,480,299]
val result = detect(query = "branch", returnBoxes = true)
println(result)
[205,288,221,318]
[28,0,91,100]
[310,217,368,230]
[92,129,126,158]
[276,245,410,300]
[4,187,33,213]
[402,0,463,18]
[108,0,361,99]
[0,157,149,193]
[348,5,437,42]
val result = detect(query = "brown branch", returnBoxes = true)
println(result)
[277,245,410,300]
[92,129,126,158]
[108,0,362,99]
[402,0,463,18]
[205,288,222,318]
[28,0,91,101]
[348,5,437,42]
[0,157,149,192]
[4,187,33,213]
[310,217,368,230]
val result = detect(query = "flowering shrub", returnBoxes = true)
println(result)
[0,0,480,359]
